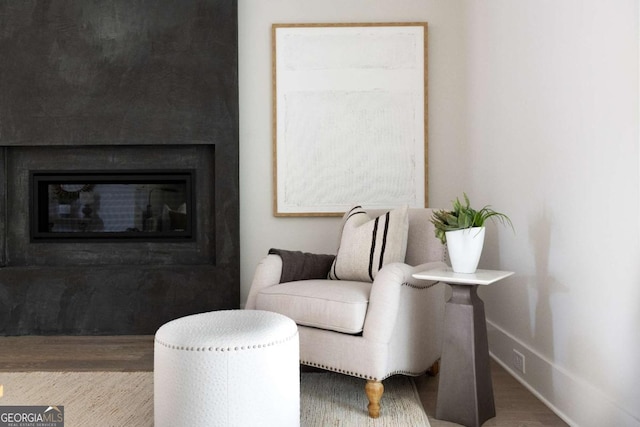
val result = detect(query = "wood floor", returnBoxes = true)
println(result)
[0,336,567,426]
[0,335,154,372]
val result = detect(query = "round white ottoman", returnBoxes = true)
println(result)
[154,310,299,427]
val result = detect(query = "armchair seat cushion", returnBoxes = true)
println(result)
[255,280,372,334]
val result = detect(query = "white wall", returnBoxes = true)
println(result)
[239,1,640,426]
[238,0,470,297]
[465,2,640,426]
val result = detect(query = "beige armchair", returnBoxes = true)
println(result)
[246,207,447,418]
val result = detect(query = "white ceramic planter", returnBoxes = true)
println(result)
[445,227,486,273]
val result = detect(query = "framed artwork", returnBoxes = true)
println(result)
[272,22,428,216]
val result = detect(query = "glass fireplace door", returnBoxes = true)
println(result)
[30,171,194,241]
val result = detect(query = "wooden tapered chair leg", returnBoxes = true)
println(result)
[365,380,384,418]
[427,359,440,376]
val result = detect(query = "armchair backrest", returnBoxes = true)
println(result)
[364,208,446,267]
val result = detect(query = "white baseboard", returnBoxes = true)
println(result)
[487,320,640,427]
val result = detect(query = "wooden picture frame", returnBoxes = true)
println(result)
[273,22,428,216]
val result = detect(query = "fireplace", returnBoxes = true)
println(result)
[0,142,235,335]
[31,170,195,242]
[5,144,218,268]
[0,0,239,335]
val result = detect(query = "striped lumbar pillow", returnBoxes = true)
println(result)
[328,205,409,282]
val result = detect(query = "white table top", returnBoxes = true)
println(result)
[413,267,514,285]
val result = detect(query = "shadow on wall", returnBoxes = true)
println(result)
[528,209,569,407]
[530,210,639,424]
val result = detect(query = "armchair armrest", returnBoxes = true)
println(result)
[245,254,283,309]
[363,261,447,343]
[245,250,335,309]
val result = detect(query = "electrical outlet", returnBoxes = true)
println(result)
[513,349,526,374]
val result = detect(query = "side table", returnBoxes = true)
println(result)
[413,267,513,427]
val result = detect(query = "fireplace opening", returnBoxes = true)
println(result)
[30,170,195,242]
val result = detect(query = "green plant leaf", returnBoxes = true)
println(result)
[430,192,514,244]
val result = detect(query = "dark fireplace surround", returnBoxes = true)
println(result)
[0,1,239,335]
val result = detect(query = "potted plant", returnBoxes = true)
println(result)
[430,193,513,273]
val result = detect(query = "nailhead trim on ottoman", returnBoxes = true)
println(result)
[154,310,300,427]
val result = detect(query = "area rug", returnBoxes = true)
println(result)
[301,373,430,427]
[0,371,151,426]
[0,371,429,426]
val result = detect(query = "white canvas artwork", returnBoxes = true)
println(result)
[273,23,427,216]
